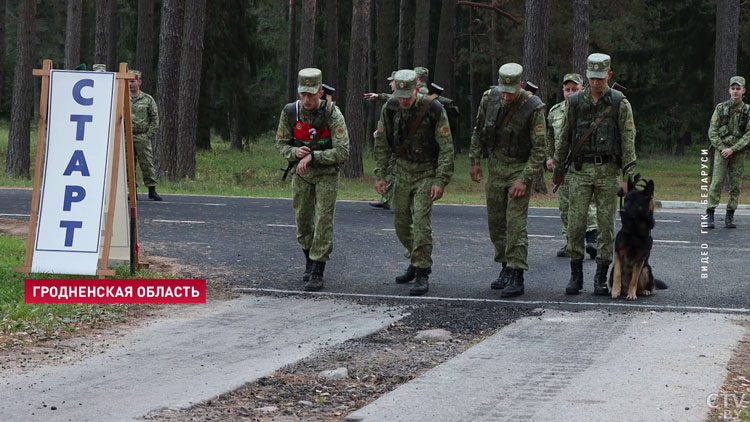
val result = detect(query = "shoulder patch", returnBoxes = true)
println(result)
[625,120,634,130]
[711,114,719,122]
[534,123,545,136]
[277,130,285,139]
[377,120,384,133]
[153,105,158,113]
[335,128,346,138]
[439,124,451,136]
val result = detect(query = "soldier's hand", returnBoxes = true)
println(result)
[363,93,378,101]
[545,158,554,172]
[430,185,444,201]
[619,181,628,194]
[509,181,527,199]
[552,174,564,187]
[296,154,312,175]
[721,147,734,159]
[375,180,387,195]
[470,165,483,183]
[295,146,311,159]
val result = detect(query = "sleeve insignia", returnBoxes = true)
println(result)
[439,124,451,135]
[711,114,719,122]
[377,121,384,133]
[625,120,634,130]
[534,123,545,136]
[335,128,346,138]
[296,122,303,130]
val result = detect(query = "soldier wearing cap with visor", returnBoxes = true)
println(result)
[546,73,598,259]
[706,75,750,229]
[128,69,162,201]
[364,71,398,210]
[374,69,454,296]
[553,53,637,296]
[414,67,430,94]
[469,63,547,298]
[275,68,350,291]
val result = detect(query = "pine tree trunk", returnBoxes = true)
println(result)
[64,0,81,69]
[136,0,155,93]
[434,0,456,97]
[324,0,339,90]
[523,0,550,194]
[469,7,477,129]
[94,0,111,66]
[6,0,36,178]
[413,0,429,67]
[397,0,410,69]
[571,0,588,77]
[366,0,377,150]
[196,56,212,151]
[0,0,6,114]
[343,0,371,178]
[298,0,317,69]
[107,0,118,71]
[376,0,395,93]
[176,0,207,179]
[286,0,298,102]
[713,0,739,106]
[154,0,185,180]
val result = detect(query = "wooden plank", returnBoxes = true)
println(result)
[121,63,140,270]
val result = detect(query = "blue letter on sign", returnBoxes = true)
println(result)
[70,115,93,141]
[59,221,83,247]
[72,79,94,106]
[63,150,90,176]
[63,185,86,211]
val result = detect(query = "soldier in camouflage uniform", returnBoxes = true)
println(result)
[469,63,547,298]
[275,68,350,291]
[128,70,162,201]
[364,71,397,210]
[546,73,598,259]
[553,53,637,296]
[374,69,454,296]
[415,67,430,95]
[706,76,750,229]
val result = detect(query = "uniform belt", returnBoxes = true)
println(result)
[579,154,615,164]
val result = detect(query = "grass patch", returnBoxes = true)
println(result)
[0,234,167,342]
[1,120,749,206]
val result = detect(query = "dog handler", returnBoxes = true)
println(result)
[553,53,637,296]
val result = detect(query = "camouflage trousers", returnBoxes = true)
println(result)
[557,180,598,237]
[485,159,532,270]
[567,162,619,264]
[291,173,339,262]
[392,172,435,269]
[133,135,158,187]
[708,148,745,211]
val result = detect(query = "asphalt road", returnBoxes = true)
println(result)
[2,188,747,312]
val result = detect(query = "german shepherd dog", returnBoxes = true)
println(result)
[609,175,668,300]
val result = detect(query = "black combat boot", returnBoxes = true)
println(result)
[491,263,511,289]
[706,208,715,229]
[556,245,569,257]
[304,261,325,291]
[565,261,584,295]
[593,263,609,296]
[500,269,524,298]
[148,186,163,201]
[395,265,416,284]
[409,267,430,296]
[726,209,736,228]
[302,249,313,282]
[585,230,598,260]
[369,201,390,210]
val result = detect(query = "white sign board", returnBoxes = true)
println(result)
[32,70,117,275]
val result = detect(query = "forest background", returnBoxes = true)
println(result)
[1,0,749,185]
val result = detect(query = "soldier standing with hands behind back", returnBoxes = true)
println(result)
[128,69,162,201]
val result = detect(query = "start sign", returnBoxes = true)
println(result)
[32,70,117,275]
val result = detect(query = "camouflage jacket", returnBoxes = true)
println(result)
[546,100,566,159]
[553,85,637,180]
[275,100,350,181]
[377,93,393,102]
[708,99,750,151]
[469,88,547,186]
[374,93,454,189]
[129,91,159,138]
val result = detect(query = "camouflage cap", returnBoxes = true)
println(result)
[297,68,323,94]
[131,69,142,79]
[386,71,397,81]
[92,63,107,72]
[729,76,745,87]
[562,73,583,86]
[414,67,429,77]
[393,69,417,98]
[497,63,523,94]
[586,53,611,78]
[73,63,87,71]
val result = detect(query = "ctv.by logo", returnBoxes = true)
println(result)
[706,392,750,420]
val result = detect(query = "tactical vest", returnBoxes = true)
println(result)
[567,88,624,157]
[480,88,544,160]
[718,101,750,138]
[283,100,333,150]
[385,96,444,163]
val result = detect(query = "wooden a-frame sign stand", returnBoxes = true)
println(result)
[15,60,143,279]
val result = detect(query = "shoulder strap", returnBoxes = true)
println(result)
[570,103,614,158]
[406,94,439,140]
[500,90,531,129]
